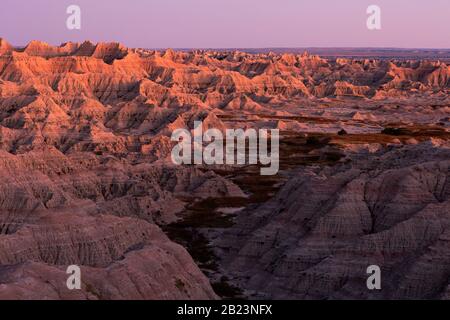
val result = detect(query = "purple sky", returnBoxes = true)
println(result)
[1,0,449,48]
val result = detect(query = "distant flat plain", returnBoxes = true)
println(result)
[167,48,450,61]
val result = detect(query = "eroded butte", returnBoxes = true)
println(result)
[0,39,449,299]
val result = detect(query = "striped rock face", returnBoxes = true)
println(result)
[0,40,449,299]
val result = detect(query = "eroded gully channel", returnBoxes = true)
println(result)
[162,131,344,299]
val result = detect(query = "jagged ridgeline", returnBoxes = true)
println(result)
[0,39,449,299]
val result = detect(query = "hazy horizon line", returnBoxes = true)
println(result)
[153,47,450,51]
[7,42,450,52]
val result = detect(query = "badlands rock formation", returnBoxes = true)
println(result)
[218,141,450,299]
[0,38,448,299]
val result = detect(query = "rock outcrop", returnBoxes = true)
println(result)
[0,39,449,300]
[218,142,450,299]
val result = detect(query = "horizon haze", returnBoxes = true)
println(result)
[1,0,450,49]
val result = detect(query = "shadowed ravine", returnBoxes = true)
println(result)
[166,125,450,299]
[163,131,344,299]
